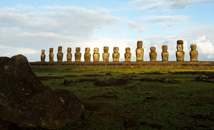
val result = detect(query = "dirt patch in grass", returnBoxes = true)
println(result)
[140,78,180,84]
[83,94,118,101]
[38,76,64,80]
[95,78,130,86]
[82,74,105,77]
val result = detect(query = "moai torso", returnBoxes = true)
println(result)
[149,47,157,61]
[75,47,81,62]
[67,47,72,62]
[113,47,120,62]
[49,48,54,62]
[125,47,131,62]
[41,49,46,62]
[161,45,169,61]
[136,41,144,61]
[176,40,185,61]
[84,47,91,62]
[57,46,63,62]
[102,46,110,62]
[93,47,100,62]
[190,44,198,62]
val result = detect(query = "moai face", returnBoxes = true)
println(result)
[50,48,53,53]
[191,44,196,51]
[137,41,143,48]
[113,47,119,53]
[85,47,90,53]
[76,47,80,53]
[94,48,99,54]
[162,45,168,52]
[58,46,62,53]
[67,47,71,53]
[150,47,156,52]
[104,46,109,53]
[177,44,183,52]
[126,47,130,53]
[42,49,45,54]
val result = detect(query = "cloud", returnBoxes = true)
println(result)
[197,35,214,58]
[0,5,119,61]
[132,0,214,10]
[0,45,39,61]
[141,15,189,29]
[125,20,147,32]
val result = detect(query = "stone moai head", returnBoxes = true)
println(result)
[85,47,90,53]
[94,47,99,53]
[104,46,109,53]
[76,47,80,53]
[42,49,45,54]
[125,47,131,53]
[50,48,53,53]
[113,47,119,53]
[67,47,71,53]
[58,46,62,53]
[162,45,168,52]
[190,44,197,51]
[177,40,184,51]
[137,41,143,48]
[150,47,156,52]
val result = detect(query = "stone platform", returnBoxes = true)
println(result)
[30,61,214,69]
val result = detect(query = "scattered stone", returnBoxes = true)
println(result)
[0,55,84,129]
[196,75,214,83]
[106,73,112,76]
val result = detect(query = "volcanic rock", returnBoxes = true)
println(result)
[0,55,84,129]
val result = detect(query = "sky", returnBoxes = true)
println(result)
[0,0,214,62]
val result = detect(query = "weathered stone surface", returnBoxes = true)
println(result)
[102,46,109,62]
[75,47,81,62]
[41,49,46,62]
[161,45,169,61]
[0,55,84,129]
[176,40,185,61]
[57,46,63,62]
[125,47,131,62]
[49,48,54,62]
[93,48,100,62]
[84,47,91,62]
[149,47,157,61]
[136,41,144,62]
[113,47,120,62]
[190,44,198,62]
[67,47,72,62]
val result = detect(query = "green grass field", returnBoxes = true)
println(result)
[32,67,214,130]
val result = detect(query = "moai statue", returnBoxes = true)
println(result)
[84,47,91,62]
[125,47,131,62]
[93,47,100,62]
[112,47,120,62]
[136,41,144,62]
[67,47,72,62]
[149,47,157,61]
[190,44,198,62]
[75,47,81,62]
[57,46,63,62]
[102,46,110,62]
[49,48,54,62]
[161,45,169,61]
[176,40,185,61]
[41,49,46,62]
